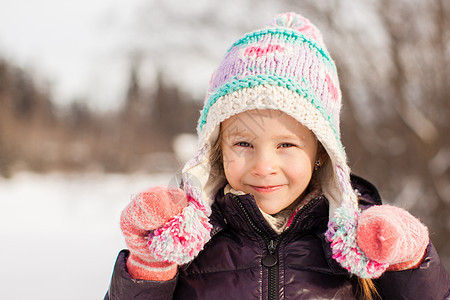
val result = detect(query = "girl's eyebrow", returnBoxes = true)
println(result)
[222,128,254,138]
[223,128,305,139]
[274,134,300,140]
[272,133,311,142]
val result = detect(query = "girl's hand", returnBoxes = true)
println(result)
[120,186,187,280]
[356,205,429,271]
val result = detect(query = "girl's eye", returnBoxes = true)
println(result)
[235,141,252,148]
[279,143,296,148]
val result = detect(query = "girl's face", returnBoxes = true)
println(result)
[221,109,320,215]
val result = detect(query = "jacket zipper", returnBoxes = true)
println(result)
[265,239,279,300]
[234,195,321,300]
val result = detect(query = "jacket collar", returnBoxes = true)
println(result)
[210,189,329,240]
[208,174,382,240]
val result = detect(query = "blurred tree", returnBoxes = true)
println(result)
[152,72,199,138]
[0,58,56,174]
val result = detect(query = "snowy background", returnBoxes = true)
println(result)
[0,172,173,299]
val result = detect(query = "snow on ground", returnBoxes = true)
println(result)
[0,172,173,300]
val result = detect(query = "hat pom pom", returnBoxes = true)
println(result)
[269,12,324,46]
[325,205,389,278]
[148,195,212,265]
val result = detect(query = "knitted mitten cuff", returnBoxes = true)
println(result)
[126,254,177,281]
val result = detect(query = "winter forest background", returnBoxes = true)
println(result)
[0,0,449,299]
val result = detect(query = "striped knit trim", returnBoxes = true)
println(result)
[198,75,341,146]
[227,28,336,71]
[128,256,177,272]
[127,255,177,281]
[126,194,160,229]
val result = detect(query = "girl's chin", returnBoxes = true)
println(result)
[261,209,283,215]
[255,201,287,215]
[255,196,300,215]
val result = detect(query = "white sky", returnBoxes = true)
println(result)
[0,0,285,112]
[0,0,141,111]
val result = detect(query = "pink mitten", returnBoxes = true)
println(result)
[120,186,187,280]
[356,205,429,271]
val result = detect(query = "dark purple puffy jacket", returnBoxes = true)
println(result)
[105,175,450,299]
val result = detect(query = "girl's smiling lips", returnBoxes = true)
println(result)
[248,185,285,193]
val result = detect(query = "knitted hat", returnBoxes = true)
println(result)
[148,12,388,278]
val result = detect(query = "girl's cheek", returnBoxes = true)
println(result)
[223,161,242,184]
[223,152,249,174]
[222,153,238,171]
[224,146,248,160]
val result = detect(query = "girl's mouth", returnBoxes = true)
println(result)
[249,185,284,193]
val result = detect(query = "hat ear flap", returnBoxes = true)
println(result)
[323,163,389,278]
[182,143,226,208]
[147,145,216,265]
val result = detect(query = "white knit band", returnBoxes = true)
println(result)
[199,84,347,169]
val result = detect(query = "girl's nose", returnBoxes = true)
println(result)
[251,150,277,177]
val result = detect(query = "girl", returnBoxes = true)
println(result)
[106,12,449,299]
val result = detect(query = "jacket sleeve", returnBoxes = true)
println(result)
[376,242,450,300]
[104,250,178,300]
